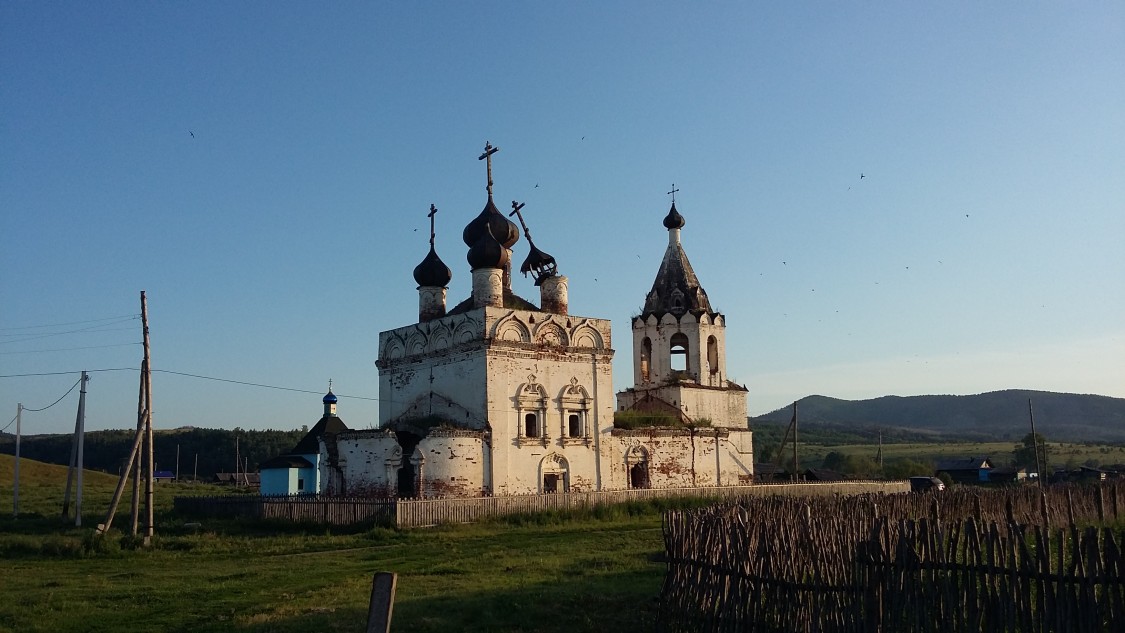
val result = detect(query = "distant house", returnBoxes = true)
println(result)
[803,468,845,482]
[259,388,348,496]
[753,463,790,483]
[935,457,993,484]
[988,466,1028,484]
[214,472,260,487]
[153,470,175,483]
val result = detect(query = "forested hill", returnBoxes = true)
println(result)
[751,390,1125,443]
[0,427,307,480]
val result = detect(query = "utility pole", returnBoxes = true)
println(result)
[98,291,155,541]
[194,453,198,482]
[792,401,799,482]
[62,371,89,524]
[175,444,180,482]
[141,291,155,543]
[12,403,21,518]
[1029,398,1044,488]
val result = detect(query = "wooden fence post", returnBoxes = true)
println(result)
[366,572,397,633]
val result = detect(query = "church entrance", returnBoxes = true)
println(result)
[630,463,650,489]
[394,431,423,498]
[543,473,560,493]
[539,454,569,494]
[626,445,650,489]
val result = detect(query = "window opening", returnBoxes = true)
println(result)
[670,332,689,372]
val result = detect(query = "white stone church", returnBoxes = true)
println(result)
[312,145,753,498]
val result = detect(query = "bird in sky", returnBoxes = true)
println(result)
[534,183,539,188]
[189,131,194,138]
[860,173,865,179]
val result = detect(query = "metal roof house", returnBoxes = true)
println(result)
[935,457,994,484]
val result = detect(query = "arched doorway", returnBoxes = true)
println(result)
[540,453,570,494]
[626,445,650,489]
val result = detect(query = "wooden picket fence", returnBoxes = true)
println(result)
[174,480,906,529]
[659,483,1125,632]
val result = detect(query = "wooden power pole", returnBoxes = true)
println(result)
[98,291,155,541]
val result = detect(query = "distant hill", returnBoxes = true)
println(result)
[752,390,1125,443]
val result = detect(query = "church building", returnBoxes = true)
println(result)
[314,144,752,498]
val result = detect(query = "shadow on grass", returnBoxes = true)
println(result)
[189,569,661,633]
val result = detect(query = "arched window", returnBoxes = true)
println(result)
[516,377,548,444]
[640,337,652,382]
[560,378,591,443]
[707,335,719,375]
[670,332,689,373]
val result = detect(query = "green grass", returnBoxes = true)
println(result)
[794,441,1125,470]
[0,456,667,632]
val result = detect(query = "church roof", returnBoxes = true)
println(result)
[414,245,452,287]
[259,455,314,470]
[446,289,540,315]
[291,415,349,455]
[642,203,715,318]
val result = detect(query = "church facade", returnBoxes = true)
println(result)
[317,145,753,498]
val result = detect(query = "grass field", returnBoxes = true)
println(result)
[795,440,1125,470]
[0,456,667,633]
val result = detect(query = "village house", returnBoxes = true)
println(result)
[935,457,994,484]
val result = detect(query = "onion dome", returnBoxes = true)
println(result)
[663,202,685,229]
[413,246,452,288]
[323,390,337,405]
[520,242,558,286]
[467,225,510,270]
[463,196,519,249]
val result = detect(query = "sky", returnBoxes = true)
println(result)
[2,2,1123,436]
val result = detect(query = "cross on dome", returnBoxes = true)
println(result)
[478,141,500,197]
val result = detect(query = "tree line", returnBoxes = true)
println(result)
[0,427,307,480]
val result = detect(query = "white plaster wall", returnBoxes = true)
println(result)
[609,430,753,489]
[332,430,402,497]
[478,307,614,495]
[415,432,485,498]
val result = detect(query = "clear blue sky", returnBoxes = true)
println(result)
[3,3,1123,436]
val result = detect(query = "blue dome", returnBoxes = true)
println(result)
[322,391,338,404]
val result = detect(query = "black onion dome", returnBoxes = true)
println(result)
[519,242,558,285]
[467,226,509,270]
[463,196,520,249]
[663,202,685,229]
[413,246,452,287]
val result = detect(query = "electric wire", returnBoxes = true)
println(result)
[152,369,380,401]
[0,342,142,355]
[0,314,140,331]
[0,319,141,344]
[2,368,384,404]
[21,378,82,412]
[1,413,17,433]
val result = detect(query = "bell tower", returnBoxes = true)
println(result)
[616,193,748,430]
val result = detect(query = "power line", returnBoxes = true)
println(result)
[21,378,82,412]
[152,369,380,401]
[0,342,142,355]
[0,368,134,378]
[0,320,141,344]
[1,413,17,433]
[0,313,140,332]
[1,367,379,402]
